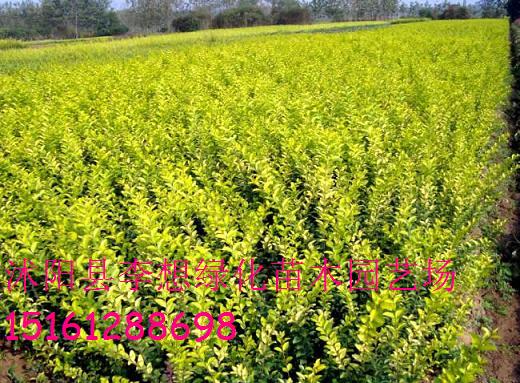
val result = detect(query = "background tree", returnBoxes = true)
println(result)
[439,3,471,18]
[0,0,127,38]
[507,0,520,20]
[480,0,506,17]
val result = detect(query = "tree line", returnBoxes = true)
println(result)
[0,0,511,40]
[0,0,128,38]
[402,0,506,19]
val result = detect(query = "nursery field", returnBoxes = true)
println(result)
[0,19,513,382]
[0,20,386,72]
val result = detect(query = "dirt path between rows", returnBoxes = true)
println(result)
[0,341,36,382]
[481,22,520,383]
[484,292,520,382]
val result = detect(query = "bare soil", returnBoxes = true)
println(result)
[484,292,520,382]
[0,342,36,383]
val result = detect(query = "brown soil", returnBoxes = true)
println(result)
[484,186,520,382]
[484,292,520,382]
[0,342,36,383]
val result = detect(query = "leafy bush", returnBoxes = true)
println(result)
[0,38,25,50]
[325,8,346,21]
[172,10,212,32]
[213,6,268,29]
[390,17,431,24]
[0,27,40,40]
[273,5,311,25]
[95,11,129,37]
[439,4,472,19]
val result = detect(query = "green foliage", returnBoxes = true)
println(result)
[0,19,512,382]
[480,0,507,18]
[171,10,212,32]
[0,0,129,39]
[436,328,498,383]
[273,1,312,24]
[0,27,41,40]
[0,39,26,50]
[439,4,472,19]
[213,6,269,29]
[390,17,431,24]
[95,11,129,36]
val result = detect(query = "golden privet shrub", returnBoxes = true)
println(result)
[0,19,513,382]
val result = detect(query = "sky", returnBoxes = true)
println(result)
[111,0,127,9]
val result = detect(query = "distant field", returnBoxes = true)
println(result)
[0,20,387,72]
[1,20,388,49]
[0,19,512,382]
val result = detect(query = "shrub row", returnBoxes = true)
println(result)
[0,19,512,382]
